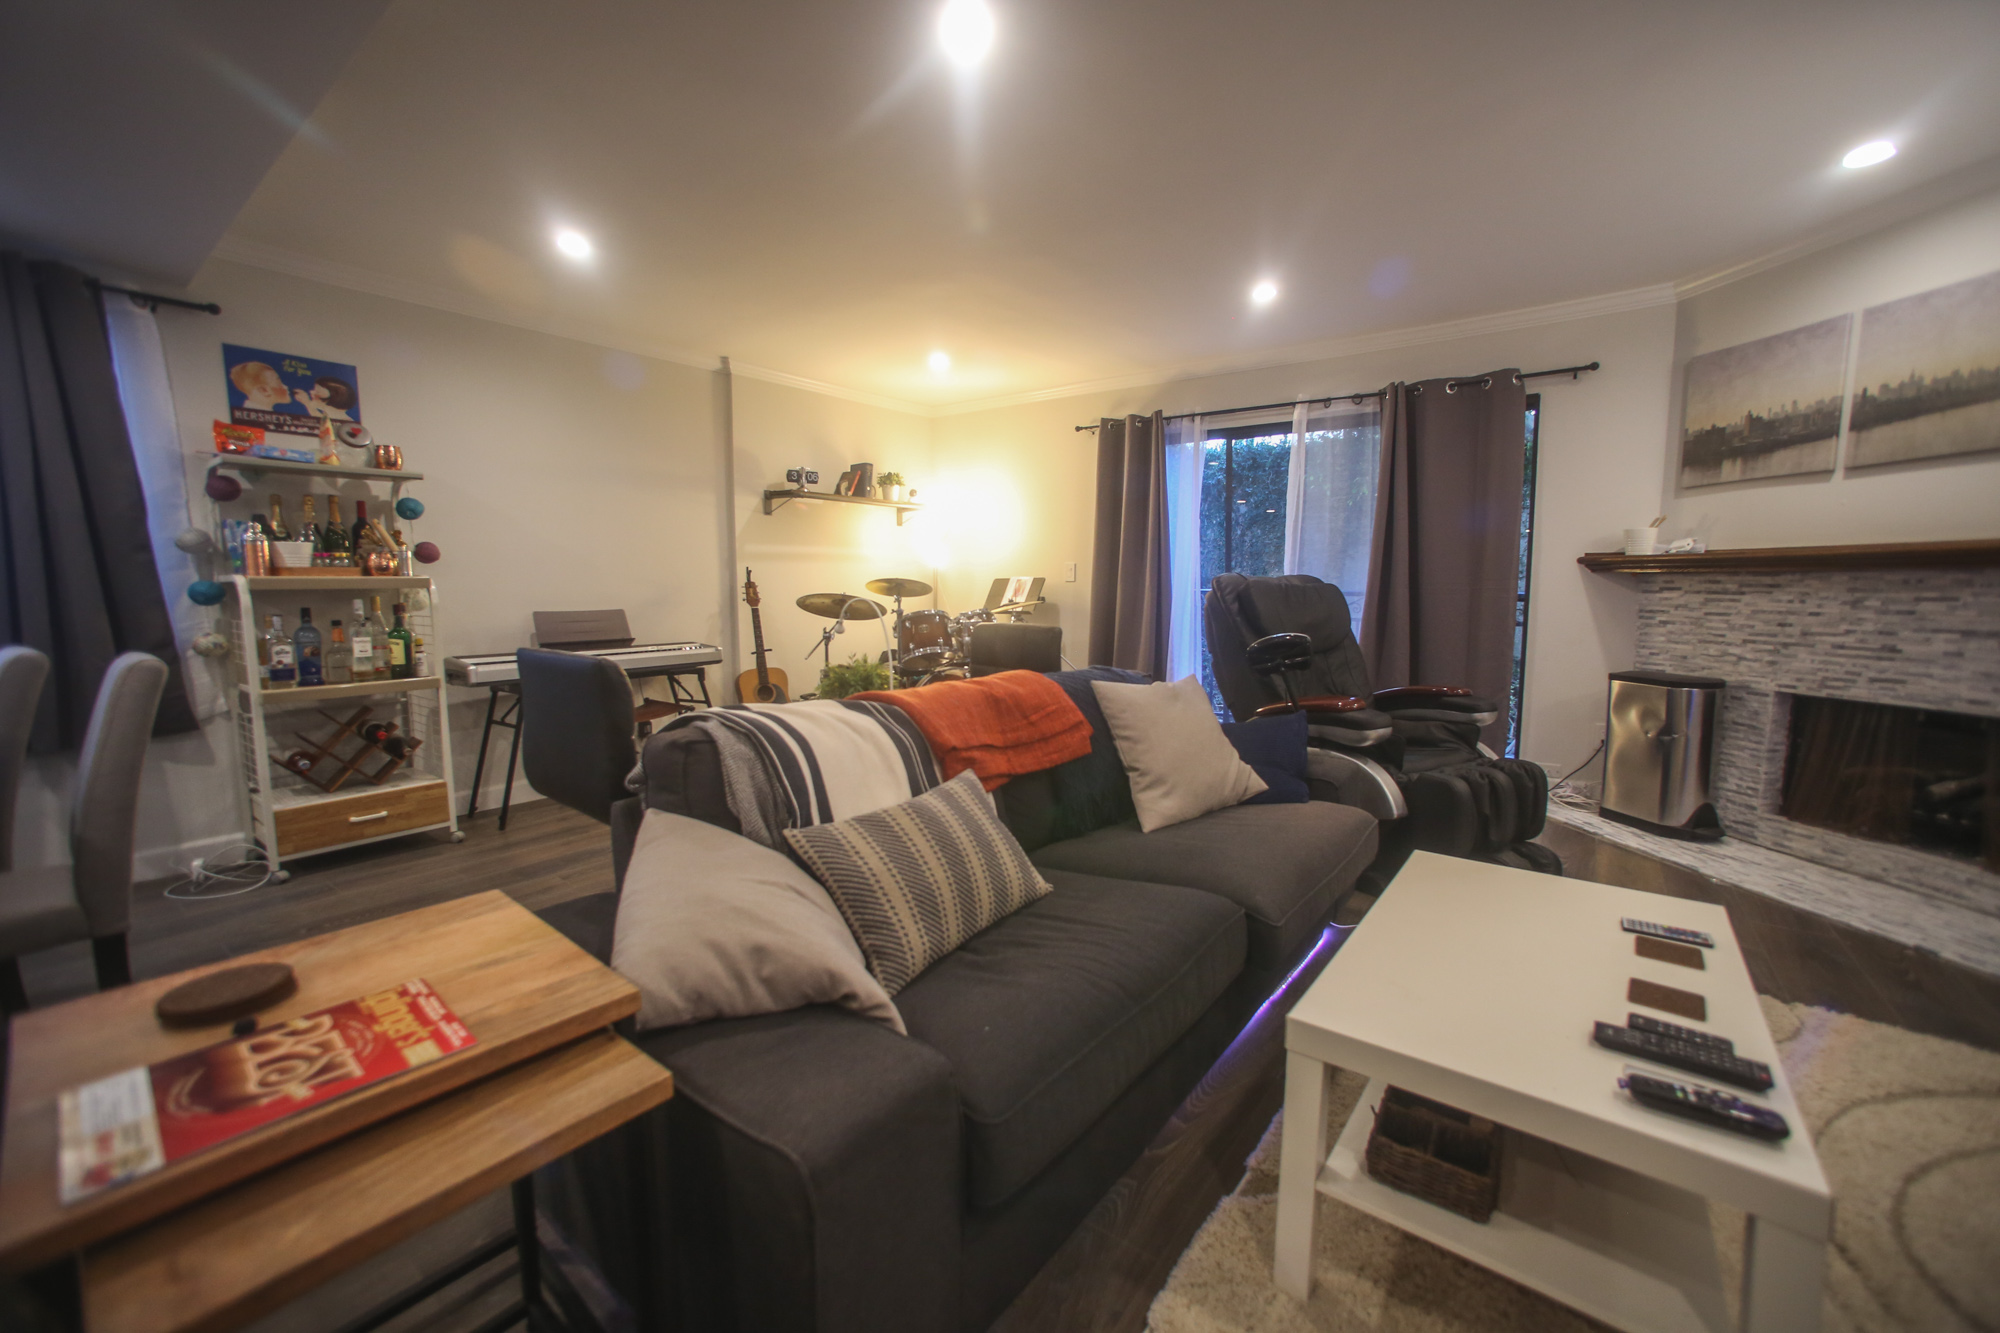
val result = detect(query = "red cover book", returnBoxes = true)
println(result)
[59,979,475,1204]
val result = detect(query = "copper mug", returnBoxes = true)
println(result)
[370,443,403,471]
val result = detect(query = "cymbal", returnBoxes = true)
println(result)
[866,577,933,598]
[797,592,886,620]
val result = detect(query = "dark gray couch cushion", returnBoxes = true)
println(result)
[1028,802,1378,974]
[893,869,1244,1209]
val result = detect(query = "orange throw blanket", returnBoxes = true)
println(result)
[853,670,1092,789]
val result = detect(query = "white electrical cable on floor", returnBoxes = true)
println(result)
[162,843,278,900]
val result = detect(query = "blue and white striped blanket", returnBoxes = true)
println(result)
[646,700,942,848]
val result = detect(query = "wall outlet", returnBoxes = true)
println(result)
[1064,562,1078,582]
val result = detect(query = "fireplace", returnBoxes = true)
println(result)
[1781,694,1998,872]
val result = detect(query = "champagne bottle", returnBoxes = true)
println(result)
[387,602,415,680]
[326,618,352,683]
[294,606,323,686]
[322,497,354,565]
[348,599,374,678]
[298,496,322,559]
[267,495,292,542]
[265,614,295,688]
[368,596,392,680]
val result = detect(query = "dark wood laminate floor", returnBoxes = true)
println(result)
[14,803,1999,1333]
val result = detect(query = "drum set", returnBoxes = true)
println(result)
[795,577,1039,686]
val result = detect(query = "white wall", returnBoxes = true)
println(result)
[16,259,731,876]
[729,376,935,700]
[1666,186,2000,547]
[929,303,1679,773]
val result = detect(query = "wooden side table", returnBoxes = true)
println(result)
[1,892,671,1333]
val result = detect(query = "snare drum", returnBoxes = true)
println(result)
[898,608,956,671]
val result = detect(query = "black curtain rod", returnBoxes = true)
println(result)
[98,283,221,315]
[1072,361,1599,431]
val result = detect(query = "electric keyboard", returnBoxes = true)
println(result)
[444,641,722,687]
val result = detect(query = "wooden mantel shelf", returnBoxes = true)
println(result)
[1579,538,2000,575]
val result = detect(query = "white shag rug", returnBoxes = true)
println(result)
[1147,998,2000,1332]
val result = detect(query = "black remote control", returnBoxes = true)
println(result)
[1621,1071,1789,1141]
[1593,1021,1774,1092]
[1622,917,1714,948]
[1628,1012,1733,1052]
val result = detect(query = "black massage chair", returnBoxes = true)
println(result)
[1204,573,1559,891]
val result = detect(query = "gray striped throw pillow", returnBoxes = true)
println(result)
[783,769,1053,993]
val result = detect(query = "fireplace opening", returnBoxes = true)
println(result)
[1781,695,1998,872]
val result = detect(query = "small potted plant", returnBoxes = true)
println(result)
[878,471,905,503]
[816,654,893,699]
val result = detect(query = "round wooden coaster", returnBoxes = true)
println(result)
[155,963,298,1029]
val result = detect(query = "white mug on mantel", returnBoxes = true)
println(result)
[1623,527,1662,555]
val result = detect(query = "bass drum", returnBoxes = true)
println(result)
[897,608,956,672]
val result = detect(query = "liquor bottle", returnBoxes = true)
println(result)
[367,596,392,680]
[322,497,354,565]
[325,618,352,683]
[387,602,415,680]
[412,635,430,678]
[267,495,292,542]
[298,496,322,559]
[348,599,375,680]
[350,500,370,553]
[294,607,323,686]
[265,614,295,689]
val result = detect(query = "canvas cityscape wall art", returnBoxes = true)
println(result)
[1679,315,1850,488]
[1847,268,2000,469]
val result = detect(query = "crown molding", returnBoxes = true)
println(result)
[1673,152,2000,300]
[725,359,929,415]
[931,282,1677,416]
[207,236,724,374]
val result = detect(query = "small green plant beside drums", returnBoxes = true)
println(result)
[817,654,892,699]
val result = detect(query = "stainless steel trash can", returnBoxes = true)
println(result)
[1600,670,1725,840]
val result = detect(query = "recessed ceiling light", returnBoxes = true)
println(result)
[938,0,995,68]
[928,350,952,374]
[553,228,593,260]
[1249,279,1278,306]
[1841,139,1897,170]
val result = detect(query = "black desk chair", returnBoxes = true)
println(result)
[515,648,642,826]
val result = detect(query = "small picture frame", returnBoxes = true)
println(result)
[834,469,857,496]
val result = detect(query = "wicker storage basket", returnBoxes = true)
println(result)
[1363,1086,1503,1223]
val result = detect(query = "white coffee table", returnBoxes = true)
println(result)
[1274,852,1830,1333]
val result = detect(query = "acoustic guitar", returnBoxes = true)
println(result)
[736,568,789,703]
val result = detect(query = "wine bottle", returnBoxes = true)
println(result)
[360,720,398,744]
[350,500,370,553]
[325,618,352,683]
[294,607,323,686]
[322,497,354,565]
[368,596,392,680]
[298,496,322,559]
[387,602,415,680]
[265,614,295,689]
[267,496,292,542]
[348,599,374,679]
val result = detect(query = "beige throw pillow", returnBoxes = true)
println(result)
[611,809,904,1033]
[783,770,1052,994]
[1090,676,1268,832]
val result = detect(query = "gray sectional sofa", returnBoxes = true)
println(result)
[538,668,1379,1332]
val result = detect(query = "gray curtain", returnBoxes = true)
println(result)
[0,255,195,752]
[1088,411,1170,675]
[1361,371,1526,748]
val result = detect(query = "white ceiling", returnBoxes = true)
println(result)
[56,1,2000,407]
[0,0,390,280]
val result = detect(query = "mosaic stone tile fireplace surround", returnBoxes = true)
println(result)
[1625,560,2000,927]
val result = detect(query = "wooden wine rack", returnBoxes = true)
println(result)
[278,705,425,793]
